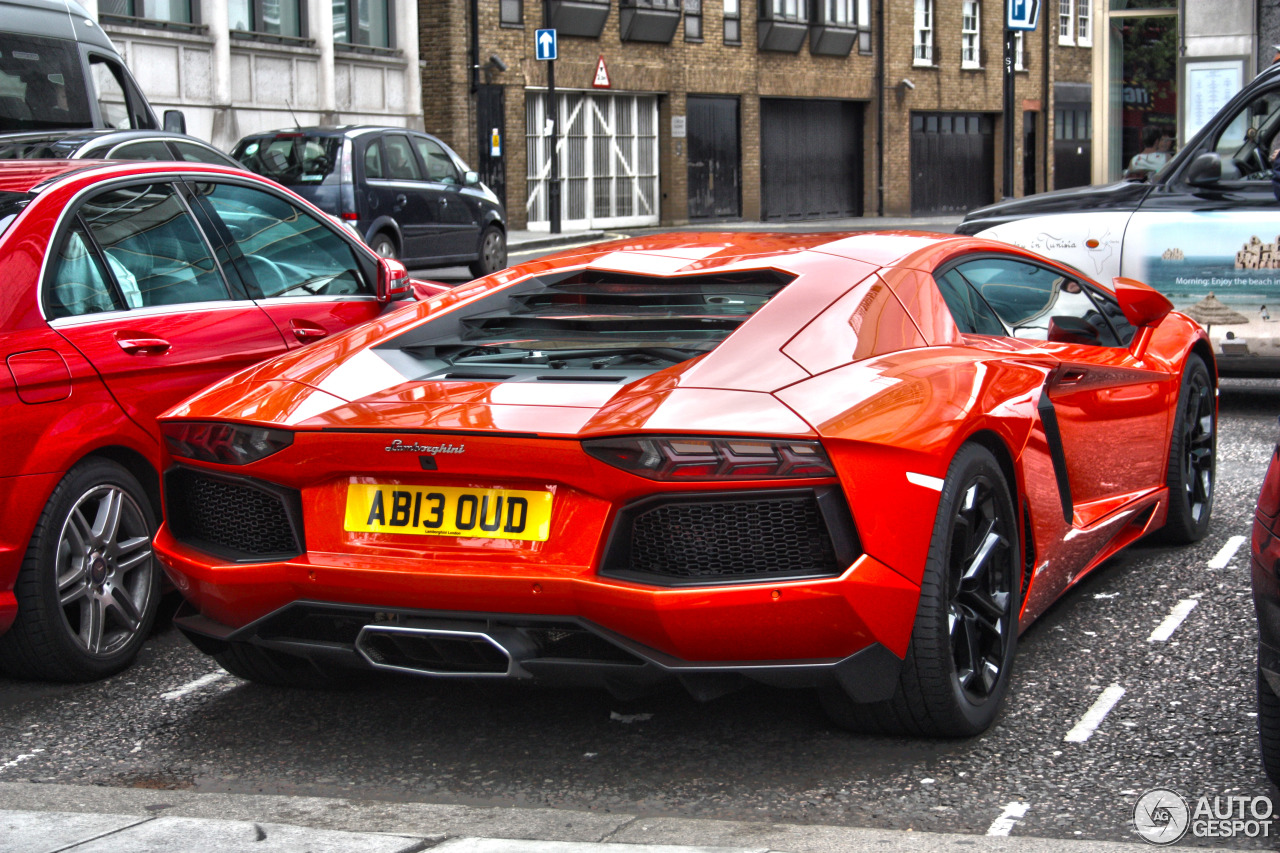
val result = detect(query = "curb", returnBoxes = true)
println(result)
[0,782,1155,853]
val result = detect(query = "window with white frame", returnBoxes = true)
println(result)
[1014,30,1025,70]
[961,0,979,68]
[1076,0,1091,46]
[1058,0,1073,45]
[824,0,853,26]
[914,0,933,64]
[767,0,803,22]
[857,0,870,51]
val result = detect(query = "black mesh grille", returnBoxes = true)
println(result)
[167,469,300,559]
[625,495,838,581]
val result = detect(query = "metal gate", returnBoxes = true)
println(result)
[910,112,995,215]
[687,96,740,220]
[760,99,862,221]
[525,91,659,230]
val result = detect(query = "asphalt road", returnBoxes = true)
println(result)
[0,378,1277,848]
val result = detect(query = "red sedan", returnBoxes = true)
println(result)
[0,159,436,681]
[156,231,1215,735]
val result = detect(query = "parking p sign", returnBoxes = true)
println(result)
[1006,0,1039,30]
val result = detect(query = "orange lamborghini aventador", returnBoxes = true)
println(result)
[153,231,1216,736]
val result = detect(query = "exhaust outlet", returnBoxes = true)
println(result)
[355,624,528,677]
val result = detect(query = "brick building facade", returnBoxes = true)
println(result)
[422,0,1093,229]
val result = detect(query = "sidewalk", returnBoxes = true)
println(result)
[0,781,1153,853]
[502,214,965,254]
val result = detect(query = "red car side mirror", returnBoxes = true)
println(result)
[376,257,411,303]
[1112,276,1174,328]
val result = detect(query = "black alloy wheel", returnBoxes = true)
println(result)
[822,443,1019,736]
[1162,354,1215,543]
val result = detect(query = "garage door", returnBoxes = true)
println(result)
[760,99,862,221]
[910,112,995,215]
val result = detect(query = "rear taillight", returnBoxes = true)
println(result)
[583,436,834,480]
[341,211,359,220]
[163,422,293,465]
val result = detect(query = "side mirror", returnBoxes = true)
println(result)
[1047,316,1103,346]
[1184,152,1222,187]
[1113,276,1175,360]
[376,257,411,302]
[1112,276,1174,327]
[464,170,480,186]
[163,109,187,134]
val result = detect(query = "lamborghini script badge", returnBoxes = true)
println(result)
[385,440,466,455]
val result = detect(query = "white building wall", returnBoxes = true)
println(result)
[98,0,422,152]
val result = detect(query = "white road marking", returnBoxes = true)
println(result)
[1207,535,1247,569]
[1,748,45,770]
[987,801,1031,836]
[161,672,227,701]
[1148,599,1199,643]
[1064,684,1126,743]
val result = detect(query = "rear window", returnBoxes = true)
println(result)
[375,269,794,384]
[0,35,93,132]
[234,135,343,185]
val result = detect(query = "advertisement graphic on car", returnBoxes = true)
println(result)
[960,63,1280,375]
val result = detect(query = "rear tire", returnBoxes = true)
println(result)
[823,444,1019,736]
[370,232,398,260]
[1161,354,1214,543]
[468,225,507,278]
[1259,669,1280,787]
[0,460,159,681]
[214,641,360,689]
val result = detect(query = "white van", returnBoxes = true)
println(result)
[0,0,183,134]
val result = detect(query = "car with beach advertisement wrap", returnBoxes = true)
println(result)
[958,63,1280,375]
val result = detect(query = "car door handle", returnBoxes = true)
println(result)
[113,331,171,355]
[289,319,328,344]
[1059,367,1087,384]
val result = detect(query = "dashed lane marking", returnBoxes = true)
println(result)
[1064,684,1126,743]
[986,801,1031,836]
[1207,535,1247,569]
[1148,599,1199,643]
[1,748,45,770]
[160,672,227,701]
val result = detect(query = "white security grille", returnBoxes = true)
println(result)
[526,91,659,229]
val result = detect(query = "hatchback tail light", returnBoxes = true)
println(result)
[583,436,834,481]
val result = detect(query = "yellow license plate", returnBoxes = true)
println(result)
[344,484,553,541]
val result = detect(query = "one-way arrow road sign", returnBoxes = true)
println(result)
[536,28,557,61]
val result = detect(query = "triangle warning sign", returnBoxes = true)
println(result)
[593,55,611,89]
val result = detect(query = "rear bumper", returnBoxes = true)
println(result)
[156,522,920,686]
[172,597,908,701]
